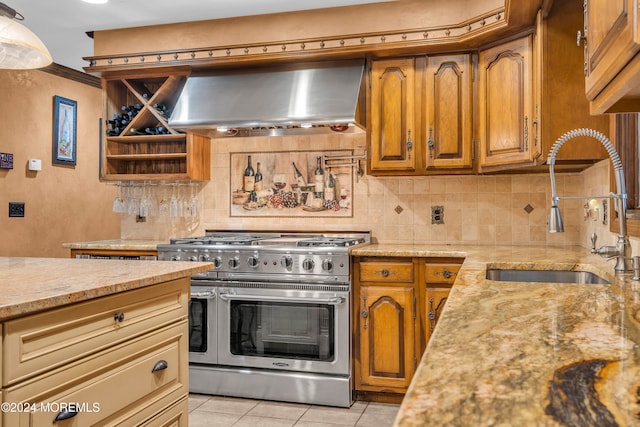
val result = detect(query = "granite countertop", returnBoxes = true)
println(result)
[62,239,167,251]
[0,257,211,320]
[351,244,639,427]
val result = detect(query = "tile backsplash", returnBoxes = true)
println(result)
[121,133,626,248]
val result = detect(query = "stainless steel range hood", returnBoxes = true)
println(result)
[168,59,365,137]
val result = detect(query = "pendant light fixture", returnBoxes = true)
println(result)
[0,2,52,69]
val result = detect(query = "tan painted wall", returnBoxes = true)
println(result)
[0,70,120,258]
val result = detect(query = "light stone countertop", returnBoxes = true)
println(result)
[62,239,168,251]
[350,244,640,427]
[0,257,211,320]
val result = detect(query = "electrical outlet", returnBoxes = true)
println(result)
[9,202,24,217]
[431,205,444,224]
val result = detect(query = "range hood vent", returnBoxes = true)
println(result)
[168,59,365,137]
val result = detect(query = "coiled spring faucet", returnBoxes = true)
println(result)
[548,128,632,274]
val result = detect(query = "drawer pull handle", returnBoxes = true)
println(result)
[113,312,125,322]
[53,407,78,422]
[436,270,457,279]
[152,359,168,373]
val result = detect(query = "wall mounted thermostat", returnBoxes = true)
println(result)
[28,159,42,171]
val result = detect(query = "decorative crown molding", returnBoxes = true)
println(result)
[84,8,506,73]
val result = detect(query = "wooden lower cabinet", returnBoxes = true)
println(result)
[2,278,189,426]
[354,256,463,397]
[422,262,462,351]
[357,284,416,392]
[69,248,158,260]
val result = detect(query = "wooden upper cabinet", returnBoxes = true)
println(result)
[424,54,473,170]
[542,2,608,161]
[369,58,417,172]
[478,35,539,171]
[584,0,640,110]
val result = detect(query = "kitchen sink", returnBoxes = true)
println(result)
[485,269,610,284]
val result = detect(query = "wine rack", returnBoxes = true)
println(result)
[101,69,210,181]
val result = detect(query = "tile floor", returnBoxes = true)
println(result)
[188,394,400,427]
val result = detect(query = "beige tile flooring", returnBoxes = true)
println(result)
[188,394,400,427]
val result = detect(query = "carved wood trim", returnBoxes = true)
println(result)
[41,63,101,88]
[84,8,506,73]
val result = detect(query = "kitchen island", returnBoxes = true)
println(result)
[350,245,639,427]
[0,257,211,426]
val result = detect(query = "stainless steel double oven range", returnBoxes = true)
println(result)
[157,231,370,407]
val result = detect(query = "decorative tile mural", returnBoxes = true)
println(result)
[230,150,354,217]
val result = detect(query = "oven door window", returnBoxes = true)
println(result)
[229,301,334,362]
[189,299,207,353]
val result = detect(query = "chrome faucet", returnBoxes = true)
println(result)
[547,128,632,274]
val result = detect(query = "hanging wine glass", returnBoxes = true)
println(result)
[112,184,125,213]
[187,183,199,217]
[169,185,179,217]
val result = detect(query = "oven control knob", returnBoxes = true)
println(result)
[199,253,210,262]
[248,256,259,268]
[189,255,198,262]
[322,259,333,272]
[229,257,240,269]
[171,255,181,261]
[281,255,293,271]
[302,258,315,272]
[213,256,222,268]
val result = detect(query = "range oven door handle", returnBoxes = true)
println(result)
[218,291,345,305]
[190,290,216,299]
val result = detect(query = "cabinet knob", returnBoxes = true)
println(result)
[381,269,389,277]
[53,407,78,422]
[113,312,125,322]
[152,359,168,373]
[361,309,369,318]
[436,269,457,279]
[407,129,413,160]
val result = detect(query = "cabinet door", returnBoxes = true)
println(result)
[424,54,473,170]
[423,263,460,350]
[584,0,640,101]
[478,36,538,170]
[357,285,415,392]
[425,285,451,345]
[369,58,417,172]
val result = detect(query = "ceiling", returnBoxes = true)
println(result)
[10,0,392,72]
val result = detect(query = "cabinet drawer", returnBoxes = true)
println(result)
[141,396,188,427]
[3,321,188,427]
[3,278,188,386]
[425,264,461,284]
[359,261,414,283]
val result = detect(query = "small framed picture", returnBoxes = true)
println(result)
[52,95,77,166]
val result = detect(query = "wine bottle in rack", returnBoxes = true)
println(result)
[152,103,170,116]
[292,162,306,187]
[254,162,263,191]
[314,156,324,198]
[244,155,255,192]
